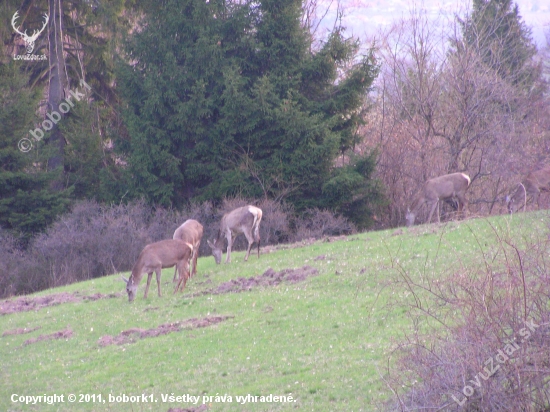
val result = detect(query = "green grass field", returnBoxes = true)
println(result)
[1,212,548,412]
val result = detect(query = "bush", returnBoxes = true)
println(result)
[30,201,152,287]
[0,198,354,298]
[382,225,550,411]
[293,208,356,241]
[0,230,24,297]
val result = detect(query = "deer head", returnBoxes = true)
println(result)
[121,275,137,302]
[12,11,49,55]
[207,234,223,265]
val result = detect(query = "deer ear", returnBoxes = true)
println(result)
[121,275,129,283]
[207,240,214,248]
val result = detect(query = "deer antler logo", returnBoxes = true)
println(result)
[11,11,49,55]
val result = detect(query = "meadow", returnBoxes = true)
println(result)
[1,212,548,412]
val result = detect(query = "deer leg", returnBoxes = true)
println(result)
[172,266,178,282]
[192,246,199,277]
[180,260,190,292]
[244,230,255,261]
[144,272,153,298]
[254,225,261,259]
[225,232,233,263]
[155,268,162,297]
[184,260,190,291]
[174,263,183,294]
[457,194,467,219]
[427,201,438,224]
[244,243,252,261]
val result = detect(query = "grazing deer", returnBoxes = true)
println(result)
[207,205,262,264]
[507,166,550,214]
[122,239,193,302]
[172,219,203,281]
[406,173,471,226]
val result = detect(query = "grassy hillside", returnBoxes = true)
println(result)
[1,212,548,412]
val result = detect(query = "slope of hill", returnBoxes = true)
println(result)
[1,212,548,411]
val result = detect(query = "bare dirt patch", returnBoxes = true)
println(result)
[23,328,73,346]
[2,326,41,336]
[193,266,319,297]
[98,315,234,347]
[0,292,122,315]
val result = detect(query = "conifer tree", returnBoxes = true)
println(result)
[458,0,539,87]
[118,0,380,214]
[0,63,71,239]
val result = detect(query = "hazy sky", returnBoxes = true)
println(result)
[318,0,549,49]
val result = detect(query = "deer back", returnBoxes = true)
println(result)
[133,239,192,276]
[221,206,255,235]
[173,219,204,245]
[409,173,470,215]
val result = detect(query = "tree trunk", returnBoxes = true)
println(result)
[47,0,66,187]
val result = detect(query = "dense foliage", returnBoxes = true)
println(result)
[0,63,71,239]
[1,0,547,239]
[458,0,539,87]
[116,0,379,211]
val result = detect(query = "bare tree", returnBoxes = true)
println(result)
[301,0,342,51]
[47,0,68,184]
[362,5,546,226]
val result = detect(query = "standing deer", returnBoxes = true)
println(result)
[172,219,203,281]
[122,239,193,302]
[406,173,471,227]
[207,205,262,264]
[507,166,550,214]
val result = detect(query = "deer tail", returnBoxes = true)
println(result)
[254,211,262,241]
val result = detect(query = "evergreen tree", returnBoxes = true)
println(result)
[2,0,133,201]
[118,0,380,215]
[60,100,108,200]
[0,63,71,240]
[321,151,386,229]
[458,0,539,87]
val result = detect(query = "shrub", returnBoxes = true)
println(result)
[30,201,151,287]
[293,208,356,241]
[382,225,550,411]
[0,230,24,297]
[0,198,354,297]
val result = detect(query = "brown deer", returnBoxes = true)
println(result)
[507,166,550,214]
[172,219,203,281]
[406,173,471,226]
[122,239,193,302]
[207,205,262,264]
